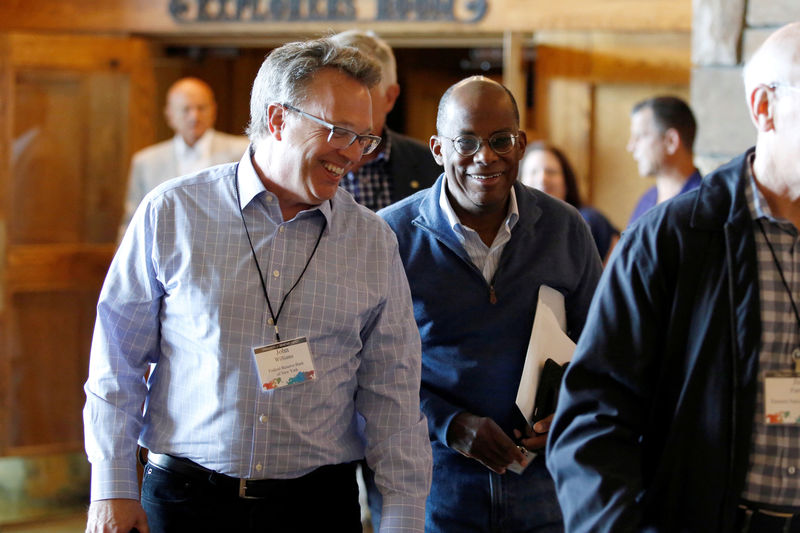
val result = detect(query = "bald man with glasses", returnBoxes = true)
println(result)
[378,76,602,532]
[84,37,431,533]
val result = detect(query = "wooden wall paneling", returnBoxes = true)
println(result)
[8,33,149,73]
[545,80,593,204]
[206,52,253,136]
[534,33,691,85]
[86,72,131,243]
[1,33,155,455]
[11,71,84,245]
[502,31,527,132]
[230,49,271,139]
[6,245,114,294]
[9,291,95,452]
[0,35,11,456]
[129,40,158,157]
[400,66,453,146]
[10,68,129,244]
[532,36,690,227]
[396,47,505,145]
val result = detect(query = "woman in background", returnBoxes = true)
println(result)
[519,141,619,264]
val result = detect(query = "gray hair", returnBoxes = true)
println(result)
[329,30,397,88]
[246,37,382,143]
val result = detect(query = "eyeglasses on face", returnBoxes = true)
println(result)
[768,83,800,95]
[438,132,519,157]
[281,104,382,156]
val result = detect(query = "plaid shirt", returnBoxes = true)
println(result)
[340,133,393,211]
[742,157,800,505]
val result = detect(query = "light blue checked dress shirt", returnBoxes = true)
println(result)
[84,149,432,530]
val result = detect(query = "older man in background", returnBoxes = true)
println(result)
[120,77,249,233]
[330,30,440,210]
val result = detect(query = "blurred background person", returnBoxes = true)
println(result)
[626,95,701,227]
[330,30,441,211]
[520,141,619,264]
[120,77,249,235]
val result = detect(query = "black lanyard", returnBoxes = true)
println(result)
[758,220,800,334]
[235,170,325,341]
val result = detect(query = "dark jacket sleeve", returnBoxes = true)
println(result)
[386,131,441,203]
[547,219,668,533]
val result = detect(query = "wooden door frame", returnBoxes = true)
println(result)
[0,32,155,455]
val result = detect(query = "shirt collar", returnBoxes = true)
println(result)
[174,129,213,157]
[438,177,519,239]
[747,152,777,221]
[236,146,332,227]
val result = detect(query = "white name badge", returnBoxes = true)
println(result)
[764,372,800,425]
[253,337,316,391]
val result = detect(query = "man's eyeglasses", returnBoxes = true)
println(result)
[438,132,519,157]
[282,104,382,156]
[768,83,800,95]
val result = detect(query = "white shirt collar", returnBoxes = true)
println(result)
[438,177,519,241]
[174,129,214,158]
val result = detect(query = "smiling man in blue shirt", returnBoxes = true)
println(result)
[84,37,431,533]
[379,76,601,532]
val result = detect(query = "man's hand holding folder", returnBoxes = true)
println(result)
[509,286,575,474]
[448,412,531,475]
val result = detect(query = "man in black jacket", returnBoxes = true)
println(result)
[547,21,800,533]
[330,30,441,210]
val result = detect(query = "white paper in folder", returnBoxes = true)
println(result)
[515,285,576,425]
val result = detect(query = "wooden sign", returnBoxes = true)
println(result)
[169,0,488,23]
[0,0,691,34]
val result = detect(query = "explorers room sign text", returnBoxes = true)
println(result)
[169,0,488,23]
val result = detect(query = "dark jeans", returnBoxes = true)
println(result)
[364,452,562,533]
[141,460,361,533]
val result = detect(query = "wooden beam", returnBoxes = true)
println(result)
[536,43,690,85]
[6,244,115,293]
[502,31,527,131]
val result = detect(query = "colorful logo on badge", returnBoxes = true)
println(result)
[765,411,794,424]
[287,370,315,385]
[263,377,282,390]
